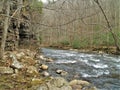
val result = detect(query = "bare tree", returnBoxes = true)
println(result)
[0,0,10,59]
[94,0,120,52]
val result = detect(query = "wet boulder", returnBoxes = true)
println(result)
[45,57,54,62]
[40,64,48,70]
[41,71,50,77]
[69,79,97,90]
[38,55,54,62]
[36,77,72,90]
[56,69,68,76]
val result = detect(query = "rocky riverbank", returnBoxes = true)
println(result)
[0,49,97,90]
[46,45,119,55]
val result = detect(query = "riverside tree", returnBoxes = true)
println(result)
[0,0,43,59]
[0,0,10,59]
[39,0,120,53]
[94,0,120,52]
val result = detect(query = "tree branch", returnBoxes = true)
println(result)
[94,0,120,51]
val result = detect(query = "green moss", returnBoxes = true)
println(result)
[71,39,81,49]
[60,40,70,46]
[30,0,43,13]
[0,84,11,90]
[93,25,101,31]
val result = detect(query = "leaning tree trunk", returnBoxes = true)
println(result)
[94,0,120,52]
[0,0,10,59]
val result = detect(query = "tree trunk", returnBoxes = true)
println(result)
[94,0,120,52]
[0,0,10,59]
[16,0,23,48]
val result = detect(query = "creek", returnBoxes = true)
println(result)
[41,48,120,90]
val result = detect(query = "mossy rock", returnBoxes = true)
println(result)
[0,84,11,90]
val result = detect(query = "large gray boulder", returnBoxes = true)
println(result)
[10,54,24,69]
[69,79,98,90]
[36,77,72,90]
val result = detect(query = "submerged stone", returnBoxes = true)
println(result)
[56,69,68,76]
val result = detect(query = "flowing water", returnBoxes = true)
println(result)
[41,48,120,90]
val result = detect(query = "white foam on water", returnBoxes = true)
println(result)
[56,60,77,64]
[63,53,76,56]
[104,70,110,75]
[92,63,108,69]
[81,54,95,58]
[84,61,108,69]
[81,70,110,78]
[82,73,101,78]
[78,59,88,64]
[90,58,100,62]
[103,55,120,63]
[114,58,120,63]
[116,64,120,69]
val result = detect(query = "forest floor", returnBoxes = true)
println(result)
[0,49,48,90]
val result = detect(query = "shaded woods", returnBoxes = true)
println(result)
[40,0,120,53]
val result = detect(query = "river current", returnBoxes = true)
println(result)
[41,48,120,90]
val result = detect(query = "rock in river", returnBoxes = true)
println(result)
[40,64,48,70]
[69,79,97,90]
[42,71,50,77]
[56,69,68,76]
[36,77,72,90]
